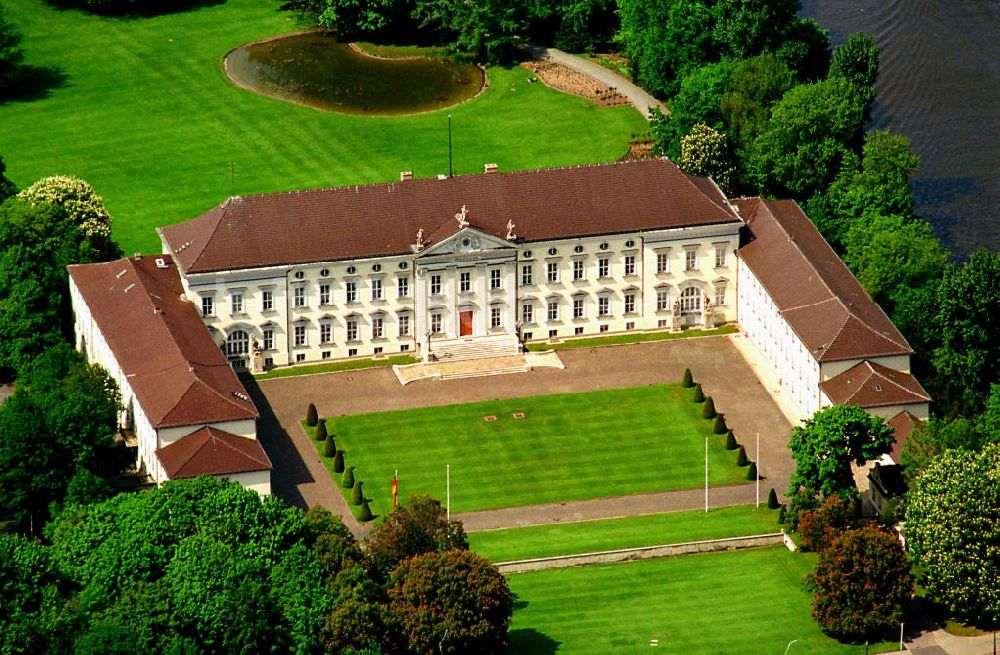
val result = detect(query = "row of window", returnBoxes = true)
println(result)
[519,285,725,324]
[202,277,413,317]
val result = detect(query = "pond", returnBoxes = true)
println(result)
[224,32,485,115]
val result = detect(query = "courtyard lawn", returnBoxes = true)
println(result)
[507,548,898,655]
[0,0,648,255]
[525,324,738,352]
[468,505,780,562]
[308,384,749,517]
[253,354,417,380]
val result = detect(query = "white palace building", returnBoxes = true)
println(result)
[69,158,928,492]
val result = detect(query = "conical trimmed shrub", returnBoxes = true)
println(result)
[701,397,716,419]
[692,384,705,403]
[323,434,336,457]
[713,415,727,434]
[736,445,748,467]
[333,450,345,473]
[746,461,758,480]
[358,499,373,521]
[725,430,738,450]
[315,420,327,442]
[342,466,355,489]
[682,368,694,388]
[305,403,318,427]
[351,480,364,506]
[768,488,780,509]
[778,505,787,524]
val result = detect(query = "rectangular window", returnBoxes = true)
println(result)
[523,331,533,341]
[656,288,670,311]
[625,292,636,314]
[656,252,669,274]
[573,297,585,319]
[521,264,533,286]
[322,351,331,360]
[397,276,409,298]
[600,324,609,333]
[398,314,410,336]
[490,268,501,290]
[460,271,472,293]
[346,282,357,304]
[546,262,559,283]
[296,353,306,363]
[548,329,558,338]
[575,327,584,335]
[261,289,273,312]
[400,344,410,352]
[348,348,357,357]
[320,323,332,344]
[293,286,306,308]
[230,292,243,314]
[346,318,359,342]
[293,324,307,347]
[319,284,331,306]
[371,279,383,301]
[490,306,502,329]
[431,274,442,295]
[372,316,384,339]
[262,327,273,350]
[658,319,668,328]
[430,312,442,333]
[715,245,727,268]
[573,260,585,281]
[598,296,610,316]
[685,249,698,271]
[624,255,636,276]
[201,296,214,317]
[598,257,609,278]
[715,284,726,306]
[521,303,534,324]
[547,299,559,322]
[373,347,383,355]
[626,321,635,331]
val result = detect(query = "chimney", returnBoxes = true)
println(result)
[400,171,413,182]
[484,163,498,174]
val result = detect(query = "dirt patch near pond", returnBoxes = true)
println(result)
[520,59,630,108]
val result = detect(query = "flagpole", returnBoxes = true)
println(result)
[704,436,708,514]
[446,464,451,521]
[756,433,760,508]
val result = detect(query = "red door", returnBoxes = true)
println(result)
[459,310,473,336]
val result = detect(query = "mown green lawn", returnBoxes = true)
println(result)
[0,0,647,254]
[525,324,737,352]
[308,384,749,517]
[507,548,898,655]
[469,505,780,562]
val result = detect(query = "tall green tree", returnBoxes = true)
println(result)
[679,124,736,193]
[414,0,529,64]
[0,156,15,201]
[280,0,402,41]
[906,443,1000,623]
[712,0,801,60]
[788,404,894,498]
[652,60,735,159]
[828,32,879,109]
[747,77,866,197]
[719,53,795,157]
[364,494,468,580]
[932,250,1000,415]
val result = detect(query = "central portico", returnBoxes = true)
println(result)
[413,222,519,357]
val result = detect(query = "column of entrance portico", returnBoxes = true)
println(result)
[414,266,428,358]
[477,263,489,335]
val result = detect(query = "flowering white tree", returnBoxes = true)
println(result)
[17,175,112,239]
[679,123,736,193]
[906,443,1000,623]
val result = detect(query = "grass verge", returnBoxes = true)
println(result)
[468,505,780,562]
[253,354,417,381]
[306,383,751,517]
[0,0,647,254]
[507,548,898,654]
[525,324,737,352]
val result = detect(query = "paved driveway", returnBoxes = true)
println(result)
[250,335,794,532]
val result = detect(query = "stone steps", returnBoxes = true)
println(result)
[430,334,520,362]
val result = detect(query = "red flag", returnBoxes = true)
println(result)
[391,470,398,507]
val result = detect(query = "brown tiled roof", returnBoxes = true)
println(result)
[156,427,271,479]
[68,256,258,428]
[735,198,911,362]
[887,410,921,463]
[159,159,740,274]
[820,360,930,408]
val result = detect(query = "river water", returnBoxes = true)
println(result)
[800,0,1000,258]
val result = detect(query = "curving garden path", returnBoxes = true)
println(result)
[519,43,666,119]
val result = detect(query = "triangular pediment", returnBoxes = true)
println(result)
[418,226,515,258]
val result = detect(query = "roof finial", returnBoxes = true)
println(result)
[413,228,426,252]
[455,204,469,228]
[506,219,517,241]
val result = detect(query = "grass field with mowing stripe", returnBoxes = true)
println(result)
[507,548,897,654]
[0,0,647,255]
[468,505,780,562]
[309,384,748,517]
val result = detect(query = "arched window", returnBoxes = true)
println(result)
[680,287,702,314]
[226,329,250,366]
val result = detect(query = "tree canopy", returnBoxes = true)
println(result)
[905,443,1000,623]
[364,493,468,580]
[788,404,894,498]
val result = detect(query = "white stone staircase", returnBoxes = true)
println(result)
[428,333,520,362]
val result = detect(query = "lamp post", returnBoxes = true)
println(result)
[783,639,797,655]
